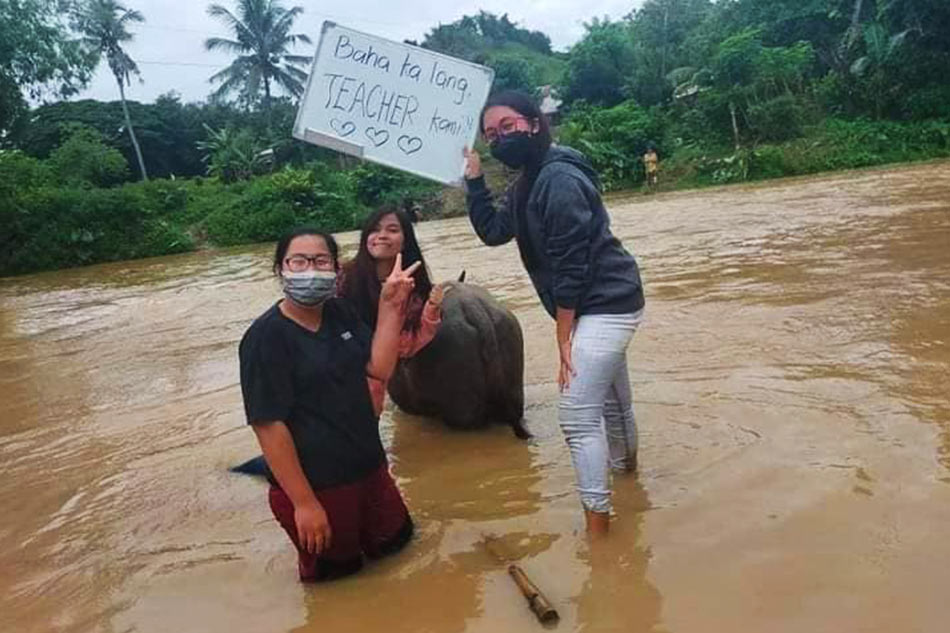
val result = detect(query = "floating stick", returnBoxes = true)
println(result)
[482,536,559,624]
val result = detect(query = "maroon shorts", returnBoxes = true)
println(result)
[268,462,413,582]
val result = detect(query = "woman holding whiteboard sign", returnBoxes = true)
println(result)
[463,90,645,536]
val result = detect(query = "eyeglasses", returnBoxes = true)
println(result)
[483,116,528,143]
[285,254,334,272]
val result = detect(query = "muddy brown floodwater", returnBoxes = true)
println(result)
[2,161,949,633]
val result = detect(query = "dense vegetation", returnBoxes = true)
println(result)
[2,0,948,276]
[0,121,440,274]
[548,0,950,188]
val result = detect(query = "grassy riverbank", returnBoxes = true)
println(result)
[2,117,948,278]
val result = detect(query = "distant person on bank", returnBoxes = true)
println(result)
[462,90,646,536]
[644,144,659,188]
[239,228,418,581]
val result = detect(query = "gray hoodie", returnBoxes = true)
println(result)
[466,145,644,319]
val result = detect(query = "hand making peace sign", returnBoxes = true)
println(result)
[379,253,422,308]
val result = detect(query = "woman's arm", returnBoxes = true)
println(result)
[464,146,516,246]
[556,306,576,391]
[366,254,420,382]
[366,377,386,416]
[365,295,405,382]
[252,420,332,555]
[365,289,442,414]
[399,291,443,358]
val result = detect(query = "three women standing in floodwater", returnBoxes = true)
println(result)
[238,89,645,582]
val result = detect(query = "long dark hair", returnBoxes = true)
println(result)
[272,226,339,275]
[480,90,553,210]
[341,206,433,330]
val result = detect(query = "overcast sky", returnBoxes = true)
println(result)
[76,0,643,104]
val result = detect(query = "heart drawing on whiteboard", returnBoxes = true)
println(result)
[330,119,356,138]
[397,135,423,155]
[364,127,390,147]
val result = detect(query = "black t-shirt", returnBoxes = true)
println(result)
[238,299,385,489]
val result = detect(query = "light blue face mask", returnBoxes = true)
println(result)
[281,270,337,307]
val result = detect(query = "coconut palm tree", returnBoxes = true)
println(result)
[73,0,148,181]
[204,0,313,120]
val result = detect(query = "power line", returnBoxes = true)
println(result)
[135,10,411,39]
[137,60,226,68]
[136,23,226,36]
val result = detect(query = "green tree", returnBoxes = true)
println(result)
[470,11,551,54]
[417,11,563,99]
[72,0,149,181]
[670,28,815,147]
[689,0,851,84]
[10,96,326,177]
[0,0,96,139]
[706,28,763,148]
[559,100,666,189]
[204,0,312,119]
[849,22,908,119]
[880,0,950,119]
[487,54,537,94]
[626,0,712,106]
[196,124,269,183]
[421,11,551,60]
[881,0,950,54]
[421,21,483,60]
[562,18,636,106]
[48,123,128,187]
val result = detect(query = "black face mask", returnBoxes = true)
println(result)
[489,131,535,169]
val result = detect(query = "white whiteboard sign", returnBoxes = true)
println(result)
[293,22,495,186]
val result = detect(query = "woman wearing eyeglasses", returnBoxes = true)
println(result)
[463,90,646,536]
[239,227,419,581]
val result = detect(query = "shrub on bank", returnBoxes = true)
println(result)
[0,152,447,276]
[752,118,950,179]
[746,95,816,143]
[681,118,950,185]
[202,164,368,246]
[350,162,442,209]
[47,125,130,188]
[200,162,442,247]
[1,179,193,275]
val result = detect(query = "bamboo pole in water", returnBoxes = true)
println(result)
[507,563,560,623]
[482,536,559,624]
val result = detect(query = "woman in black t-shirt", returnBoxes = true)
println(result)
[239,227,420,582]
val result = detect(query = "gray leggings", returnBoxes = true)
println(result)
[557,310,643,513]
